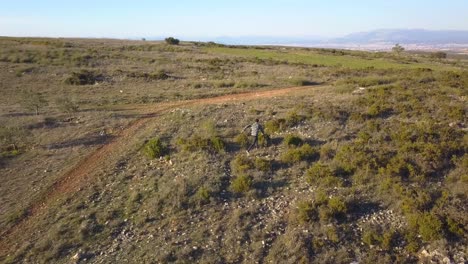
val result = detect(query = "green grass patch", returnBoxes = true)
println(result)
[205,47,454,70]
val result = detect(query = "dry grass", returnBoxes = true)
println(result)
[0,37,467,263]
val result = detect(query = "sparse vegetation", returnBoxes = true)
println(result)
[0,37,466,264]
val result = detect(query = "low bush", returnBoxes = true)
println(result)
[281,144,318,164]
[143,138,167,159]
[235,133,249,148]
[231,174,253,193]
[231,154,254,174]
[254,157,271,172]
[417,212,443,242]
[165,37,180,45]
[176,135,225,154]
[195,186,210,204]
[258,133,269,147]
[306,162,343,187]
[285,110,306,127]
[296,201,315,223]
[319,143,335,161]
[318,197,348,223]
[65,70,104,85]
[264,119,285,134]
[209,136,225,153]
[446,217,464,237]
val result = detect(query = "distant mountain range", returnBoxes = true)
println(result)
[188,29,468,50]
[145,29,468,51]
[333,29,468,44]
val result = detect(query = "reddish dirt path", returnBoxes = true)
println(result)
[0,85,322,256]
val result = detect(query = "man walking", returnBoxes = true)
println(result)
[242,119,265,154]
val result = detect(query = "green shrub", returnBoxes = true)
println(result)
[319,143,335,161]
[254,157,271,172]
[209,136,225,153]
[283,134,303,147]
[305,162,343,187]
[306,162,332,181]
[328,197,347,215]
[177,135,224,153]
[264,119,285,134]
[404,232,421,253]
[418,213,443,242]
[65,70,103,85]
[231,174,253,193]
[317,197,347,223]
[258,133,269,147]
[1,149,20,158]
[296,201,315,223]
[231,154,254,174]
[235,133,249,148]
[176,136,207,152]
[195,186,210,204]
[285,110,306,127]
[143,138,167,159]
[447,217,464,237]
[325,226,340,243]
[281,144,317,164]
[367,103,390,118]
[381,230,396,250]
[362,229,381,246]
[165,37,180,45]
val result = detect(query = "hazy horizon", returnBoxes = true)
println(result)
[1,0,468,39]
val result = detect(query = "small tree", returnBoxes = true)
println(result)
[392,43,405,54]
[21,90,48,115]
[165,37,180,45]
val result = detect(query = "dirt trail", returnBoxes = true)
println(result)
[0,85,322,255]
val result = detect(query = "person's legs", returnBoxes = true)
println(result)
[247,135,258,152]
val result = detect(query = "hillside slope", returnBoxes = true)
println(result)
[0,38,466,263]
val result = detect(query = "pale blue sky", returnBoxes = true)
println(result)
[1,0,467,39]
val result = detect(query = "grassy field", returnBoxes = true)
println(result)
[205,46,464,70]
[0,37,467,263]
